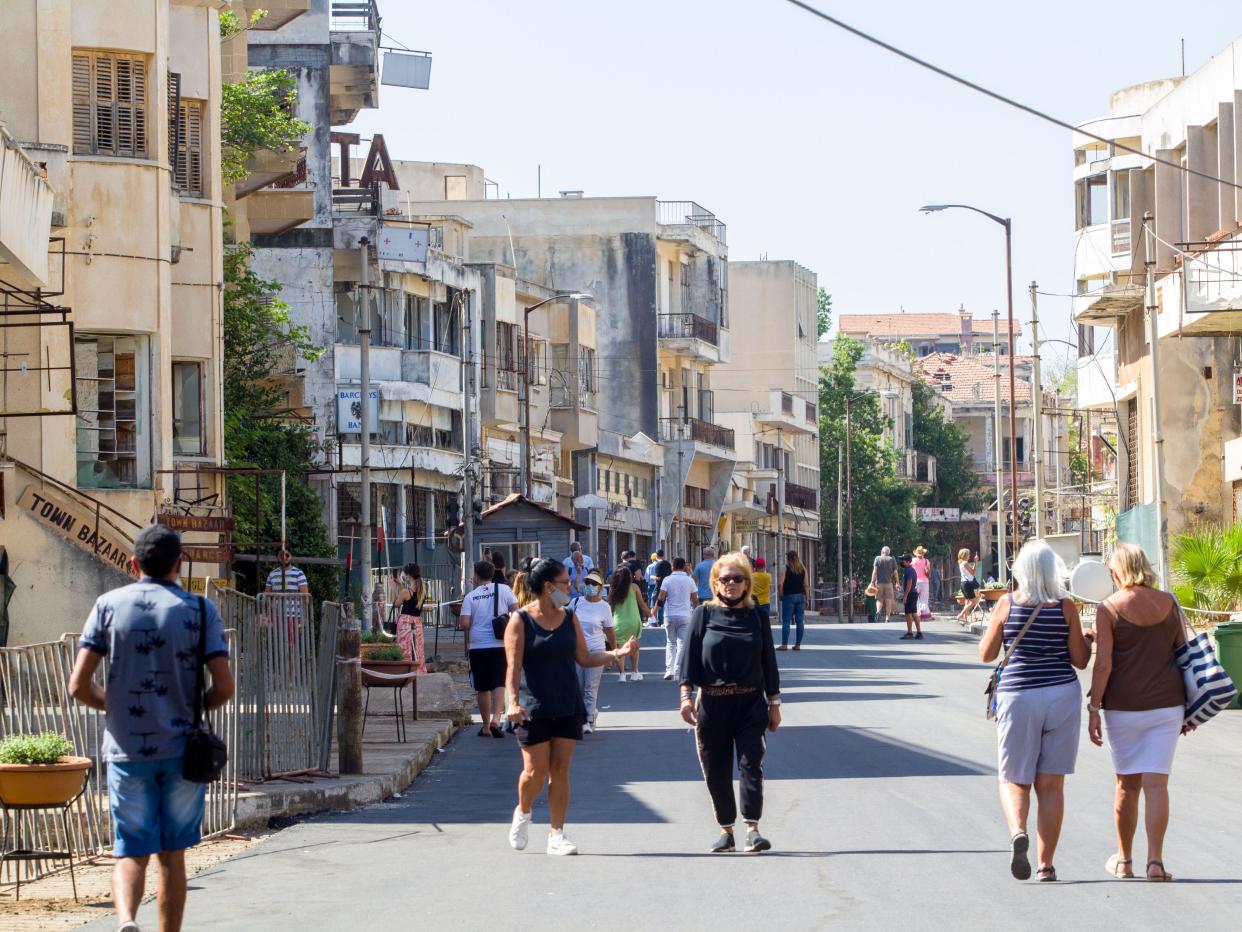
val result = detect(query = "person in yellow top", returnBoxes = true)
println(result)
[752,557,773,628]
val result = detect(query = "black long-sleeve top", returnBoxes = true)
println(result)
[679,603,780,698]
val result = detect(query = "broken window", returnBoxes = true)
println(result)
[432,297,460,355]
[172,360,205,456]
[72,49,148,158]
[404,294,427,350]
[75,334,150,489]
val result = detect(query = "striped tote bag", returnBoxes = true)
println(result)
[1175,601,1238,727]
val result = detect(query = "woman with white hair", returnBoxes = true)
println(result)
[979,539,1090,882]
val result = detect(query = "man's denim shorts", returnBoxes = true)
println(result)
[106,757,205,858]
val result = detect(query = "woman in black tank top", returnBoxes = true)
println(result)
[503,559,638,856]
[394,563,427,673]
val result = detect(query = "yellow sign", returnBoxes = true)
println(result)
[16,485,140,579]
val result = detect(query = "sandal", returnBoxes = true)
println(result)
[1010,832,1031,880]
[1146,859,1173,882]
[1036,866,1057,882]
[1105,854,1134,878]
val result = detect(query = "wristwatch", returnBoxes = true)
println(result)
[768,697,782,706]
[1086,700,1102,713]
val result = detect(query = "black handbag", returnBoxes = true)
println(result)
[490,583,510,640]
[182,596,229,784]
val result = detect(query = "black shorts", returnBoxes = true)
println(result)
[468,647,506,692]
[516,714,586,747]
[961,578,980,599]
[904,590,919,615]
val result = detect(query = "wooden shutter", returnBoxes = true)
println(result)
[114,56,146,157]
[72,53,93,153]
[93,53,116,154]
[184,101,203,197]
[75,50,148,157]
[167,71,182,171]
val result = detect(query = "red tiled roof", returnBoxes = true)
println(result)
[915,352,1033,405]
[839,313,1022,337]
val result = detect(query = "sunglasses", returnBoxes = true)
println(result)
[717,575,747,585]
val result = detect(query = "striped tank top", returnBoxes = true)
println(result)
[998,601,1077,692]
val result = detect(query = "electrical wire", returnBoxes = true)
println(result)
[782,1,1242,192]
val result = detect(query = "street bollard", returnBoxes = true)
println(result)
[336,604,364,774]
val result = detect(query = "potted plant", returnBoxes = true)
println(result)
[359,629,398,659]
[0,732,92,806]
[361,644,417,686]
[953,589,966,606]
[982,582,1007,602]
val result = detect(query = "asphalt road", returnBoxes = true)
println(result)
[88,619,1242,931]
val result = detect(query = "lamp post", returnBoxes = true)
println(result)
[920,203,1020,571]
[844,387,899,616]
[520,292,592,498]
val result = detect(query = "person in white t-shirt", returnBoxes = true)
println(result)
[571,568,616,734]
[652,557,699,680]
[459,560,519,738]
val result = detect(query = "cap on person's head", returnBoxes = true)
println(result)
[134,524,182,578]
[898,553,912,563]
[755,556,766,569]
[585,568,605,586]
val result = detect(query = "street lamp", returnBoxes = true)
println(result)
[842,387,898,622]
[920,203,1020,575]
[521,292,592,497]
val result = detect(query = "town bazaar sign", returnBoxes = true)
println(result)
[16,485,139,579]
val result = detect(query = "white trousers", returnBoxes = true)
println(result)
[578,664,604,721]
[665,615,690,676]
[916,579,931,617]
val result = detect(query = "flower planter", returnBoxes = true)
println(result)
[0,757,92,806]
[359,642,398,660]
[361,658,418,687]
[982,589,1006,602]
[954,596,966,606]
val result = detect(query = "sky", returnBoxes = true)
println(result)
[352,0,1242,376]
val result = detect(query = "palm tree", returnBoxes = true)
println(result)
[1170,523,1242,615]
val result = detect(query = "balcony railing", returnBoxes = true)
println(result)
[406,423,463,453]
[332,181,380,215]
[659,416,735,451]
[656,200,727,245]
[1110,219,1132,256]
[495,366,521,392]
[331,0,380,31]
[658,312,718,346]
[783,481,817,510]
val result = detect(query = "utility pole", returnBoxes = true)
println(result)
[776,425,785,621]
[992,310,1008,584]
[1029,281,1045,538]
[1143,212,1171,587]
[1003,221,1020,561]
[358,237,373,631]
[461,290,475,579]
[836,442,844,624]
[845,398,854,604]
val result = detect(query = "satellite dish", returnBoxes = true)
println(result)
[1070,559,1113,603]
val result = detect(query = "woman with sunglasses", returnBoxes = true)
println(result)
[394,563,428,673]
[679,552,781,853]
[505,558,638,855]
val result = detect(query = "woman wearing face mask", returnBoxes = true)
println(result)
[395,562,428,673]
[572,568,616,733]
[504,559,638,854]
[608,564,651,682]
[679,552,781,854]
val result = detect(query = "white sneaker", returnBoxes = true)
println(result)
[631,671,644,682]
[547,830,579,856]
[583,721,594,735]
[663,673,674,681]
[509,808,532,850]
[618,672,629,682]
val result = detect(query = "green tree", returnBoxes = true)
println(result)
[1171,523,1242,614]
[911,381,985,512]
[819,337,918,586]
[817,288,832,338]
[220,70,311,184]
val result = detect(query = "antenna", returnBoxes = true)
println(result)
[1181,39,1186,76]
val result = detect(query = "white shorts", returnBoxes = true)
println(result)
[995,680,1082,784]
[1103,706,1183,775]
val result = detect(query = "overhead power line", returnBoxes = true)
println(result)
[781,0,1242,192]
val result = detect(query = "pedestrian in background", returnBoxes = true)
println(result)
[777,550,807,651]
[644,550,663,604]
[394,562,428,674]
[563,541,593,598]
[979,539,1089,883]
[608,565,650,681]
[504,558,636,855]
[740,544,754,567]
[460,560,519,738]
[69,525,235,932]
[646,556,673,628]
[571,568,615,734]
[870,546,898,623]
[912,546,932,621]
[679,552,781,853]
[653,556,698,680]
[897,554,922,640]
[490,550,508,584]
[956,549,982,622]
[751,557,773,630]
[1088,543,1191,882]
[693,546,717,603]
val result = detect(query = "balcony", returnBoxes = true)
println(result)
[246,187,314,235]
[333,181,381,216]
[658,312,721,363]
[897,450,937,487]
[657,200,727,246]
[659,416,735,452]
[236,149,304,199]
[1072,274,1143,325]
[0,127,56,288]
[1178,239,1242,334]
[784,481,817,511]
[1077,350,1117,410]
[330,1,381,125]
[241,0,310,30]
[972,457,1033,487]
[753,390,816,436]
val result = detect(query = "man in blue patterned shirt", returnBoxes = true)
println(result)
[70,524,234,932]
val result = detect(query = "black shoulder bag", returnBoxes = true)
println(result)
[490,583,511,640]
[183,596,229,784]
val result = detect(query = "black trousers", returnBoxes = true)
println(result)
[694,690,768,827]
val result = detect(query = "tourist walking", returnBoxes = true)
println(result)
[563,541,593,598]
[1088,543,1192,882]
[912,546,932,620]
[693,546,717,603]
[978,539,1089,882]
[394,562,428,673]
[777,550,807,650]
[609,564,651,681]
[460,560,519,737]
[679,552,781,853]
[646,555,672,628]
[504,558,637,855]
[69,525,236,932]
[897,554,922,640]
[571,568,615,734]
[751,557,773,629]
[870,546,898,623]
[956,549,981,622]
[653,556,699,680]
[264,547,309,596]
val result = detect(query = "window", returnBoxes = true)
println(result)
[405,486,429,544]
[496,322,517,372]
[1075,174,1108,229]
[526,338,546,386]
[1078,323,1095,358]
[680,262,691,315]
[667,261,675,313]
[172,361,205,455]
[75,334,150,488]
[172,99,204,197]
[432,297,460,355]
[72,50,148,158]
[1125,399,1139,508]
[1112,170,1130,222]
[337,482,361,528]
[403,294,427,349]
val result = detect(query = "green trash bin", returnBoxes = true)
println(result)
[1211,621,1242,710]
[865,594,877,624]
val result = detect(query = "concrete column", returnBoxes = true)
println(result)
[1218,102,1236,232]
[1185,126,1217,245]
[1153,149,1181,271]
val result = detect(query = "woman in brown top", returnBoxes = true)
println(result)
[1087,544,1191,882]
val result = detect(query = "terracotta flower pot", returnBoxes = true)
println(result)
[361,658,418,687]
[954,596,966,605]
[0,756,92,806]
[982,589,1006,602]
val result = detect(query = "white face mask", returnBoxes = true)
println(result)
[549,588,570,609]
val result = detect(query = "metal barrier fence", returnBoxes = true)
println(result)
[0,630,239,886]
